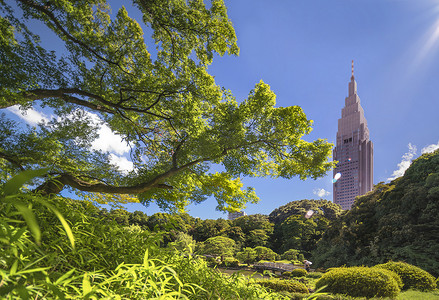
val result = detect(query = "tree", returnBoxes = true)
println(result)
[232,214,274,247]
[190,218,230,242]
[236,247,257,264]
[0,0,334,212]
[197,236,236,261]
[223,226,246,248]
[129,210,149,227]
[172,232,196,254]
[274,214,329,255]
[281,249,300,261]
[313,149,439,276]
[269,199,343,225]
[254,246,278,261]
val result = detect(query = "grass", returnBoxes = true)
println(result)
[397,289,439,299]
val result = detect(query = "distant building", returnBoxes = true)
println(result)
[228,211,247,220]
[333,61,373,210]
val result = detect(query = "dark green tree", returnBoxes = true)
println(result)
[269,199,343,224]
[232,214,273,248]
[190,218,231,242]
[313,149,439,276]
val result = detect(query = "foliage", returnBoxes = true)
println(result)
[270,200,337,255]
[232,214,274,248]
[171,255,289,300]
[171,232,196,254]
[306,272,324,279]
[282,248,300,261]
[0,0,334,213]
[291,268,308,277]
[255,246,279,261]
[256,278,309,294]
[274,214,330,255]
[190,218,230,242]
[269,199,343,224]
[315,266,401,298]
[0,173,287,299]
[221,257,240,268]
[374,261,437,291]
[236,247,258,264]
[197,236,237,261]
[312,149,439,276]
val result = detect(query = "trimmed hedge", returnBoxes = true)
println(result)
[257,279,309,294]
[374,261,437,291]
[291,268,307,277]
[315,266,401,298]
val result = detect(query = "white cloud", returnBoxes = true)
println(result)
[8,106,134,171]
[109,153,134,174]
[7,105,49,125]
[387,143,417,181]
[91,122,131,155]
[421,141,439,154]
[313,188,330,198]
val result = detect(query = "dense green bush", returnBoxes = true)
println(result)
[306,272,324,279]
[374,261,437,291]
[282,271,292,277]
[256,279,309,294]
[315,266,401,298]
[221,257,240,267]
[291,268,307,277]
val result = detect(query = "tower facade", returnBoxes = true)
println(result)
[333,62,373,210]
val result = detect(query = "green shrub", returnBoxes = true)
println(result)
[257,279,309,294]
[306,272,323,279]
[315,266,401,298]
[374,261,437,291]
[291,268,307,277]
[282,271,291,277]
[221,257,239,268]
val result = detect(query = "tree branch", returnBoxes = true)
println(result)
[34,139,268,196]
[16,0,133,75]
[0,151,25,171]
[17,88,173,120]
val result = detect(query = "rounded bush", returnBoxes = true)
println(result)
[257,279,309,294]
[315,266,401,298]
[374,261,437,291]
[291,268,307,277]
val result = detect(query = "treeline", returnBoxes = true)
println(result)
[103,149,439,278]
[98,199,343,263]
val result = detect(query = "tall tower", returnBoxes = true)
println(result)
[333,61,373,210]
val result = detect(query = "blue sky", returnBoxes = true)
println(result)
[5,0,439,219]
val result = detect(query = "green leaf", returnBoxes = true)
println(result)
[38,200,75,249]
[82,272,92,297]
[10,260,18,275]
[2,168,49,196]
[10,227,27,243]
[55,268,76,285]
[15,204,40,244]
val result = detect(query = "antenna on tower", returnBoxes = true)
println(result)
[351,60,355,80]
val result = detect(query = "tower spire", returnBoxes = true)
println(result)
[351,60,355,80]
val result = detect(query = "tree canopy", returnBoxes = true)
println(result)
[312,149,439,276]
[0,0,334,212]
